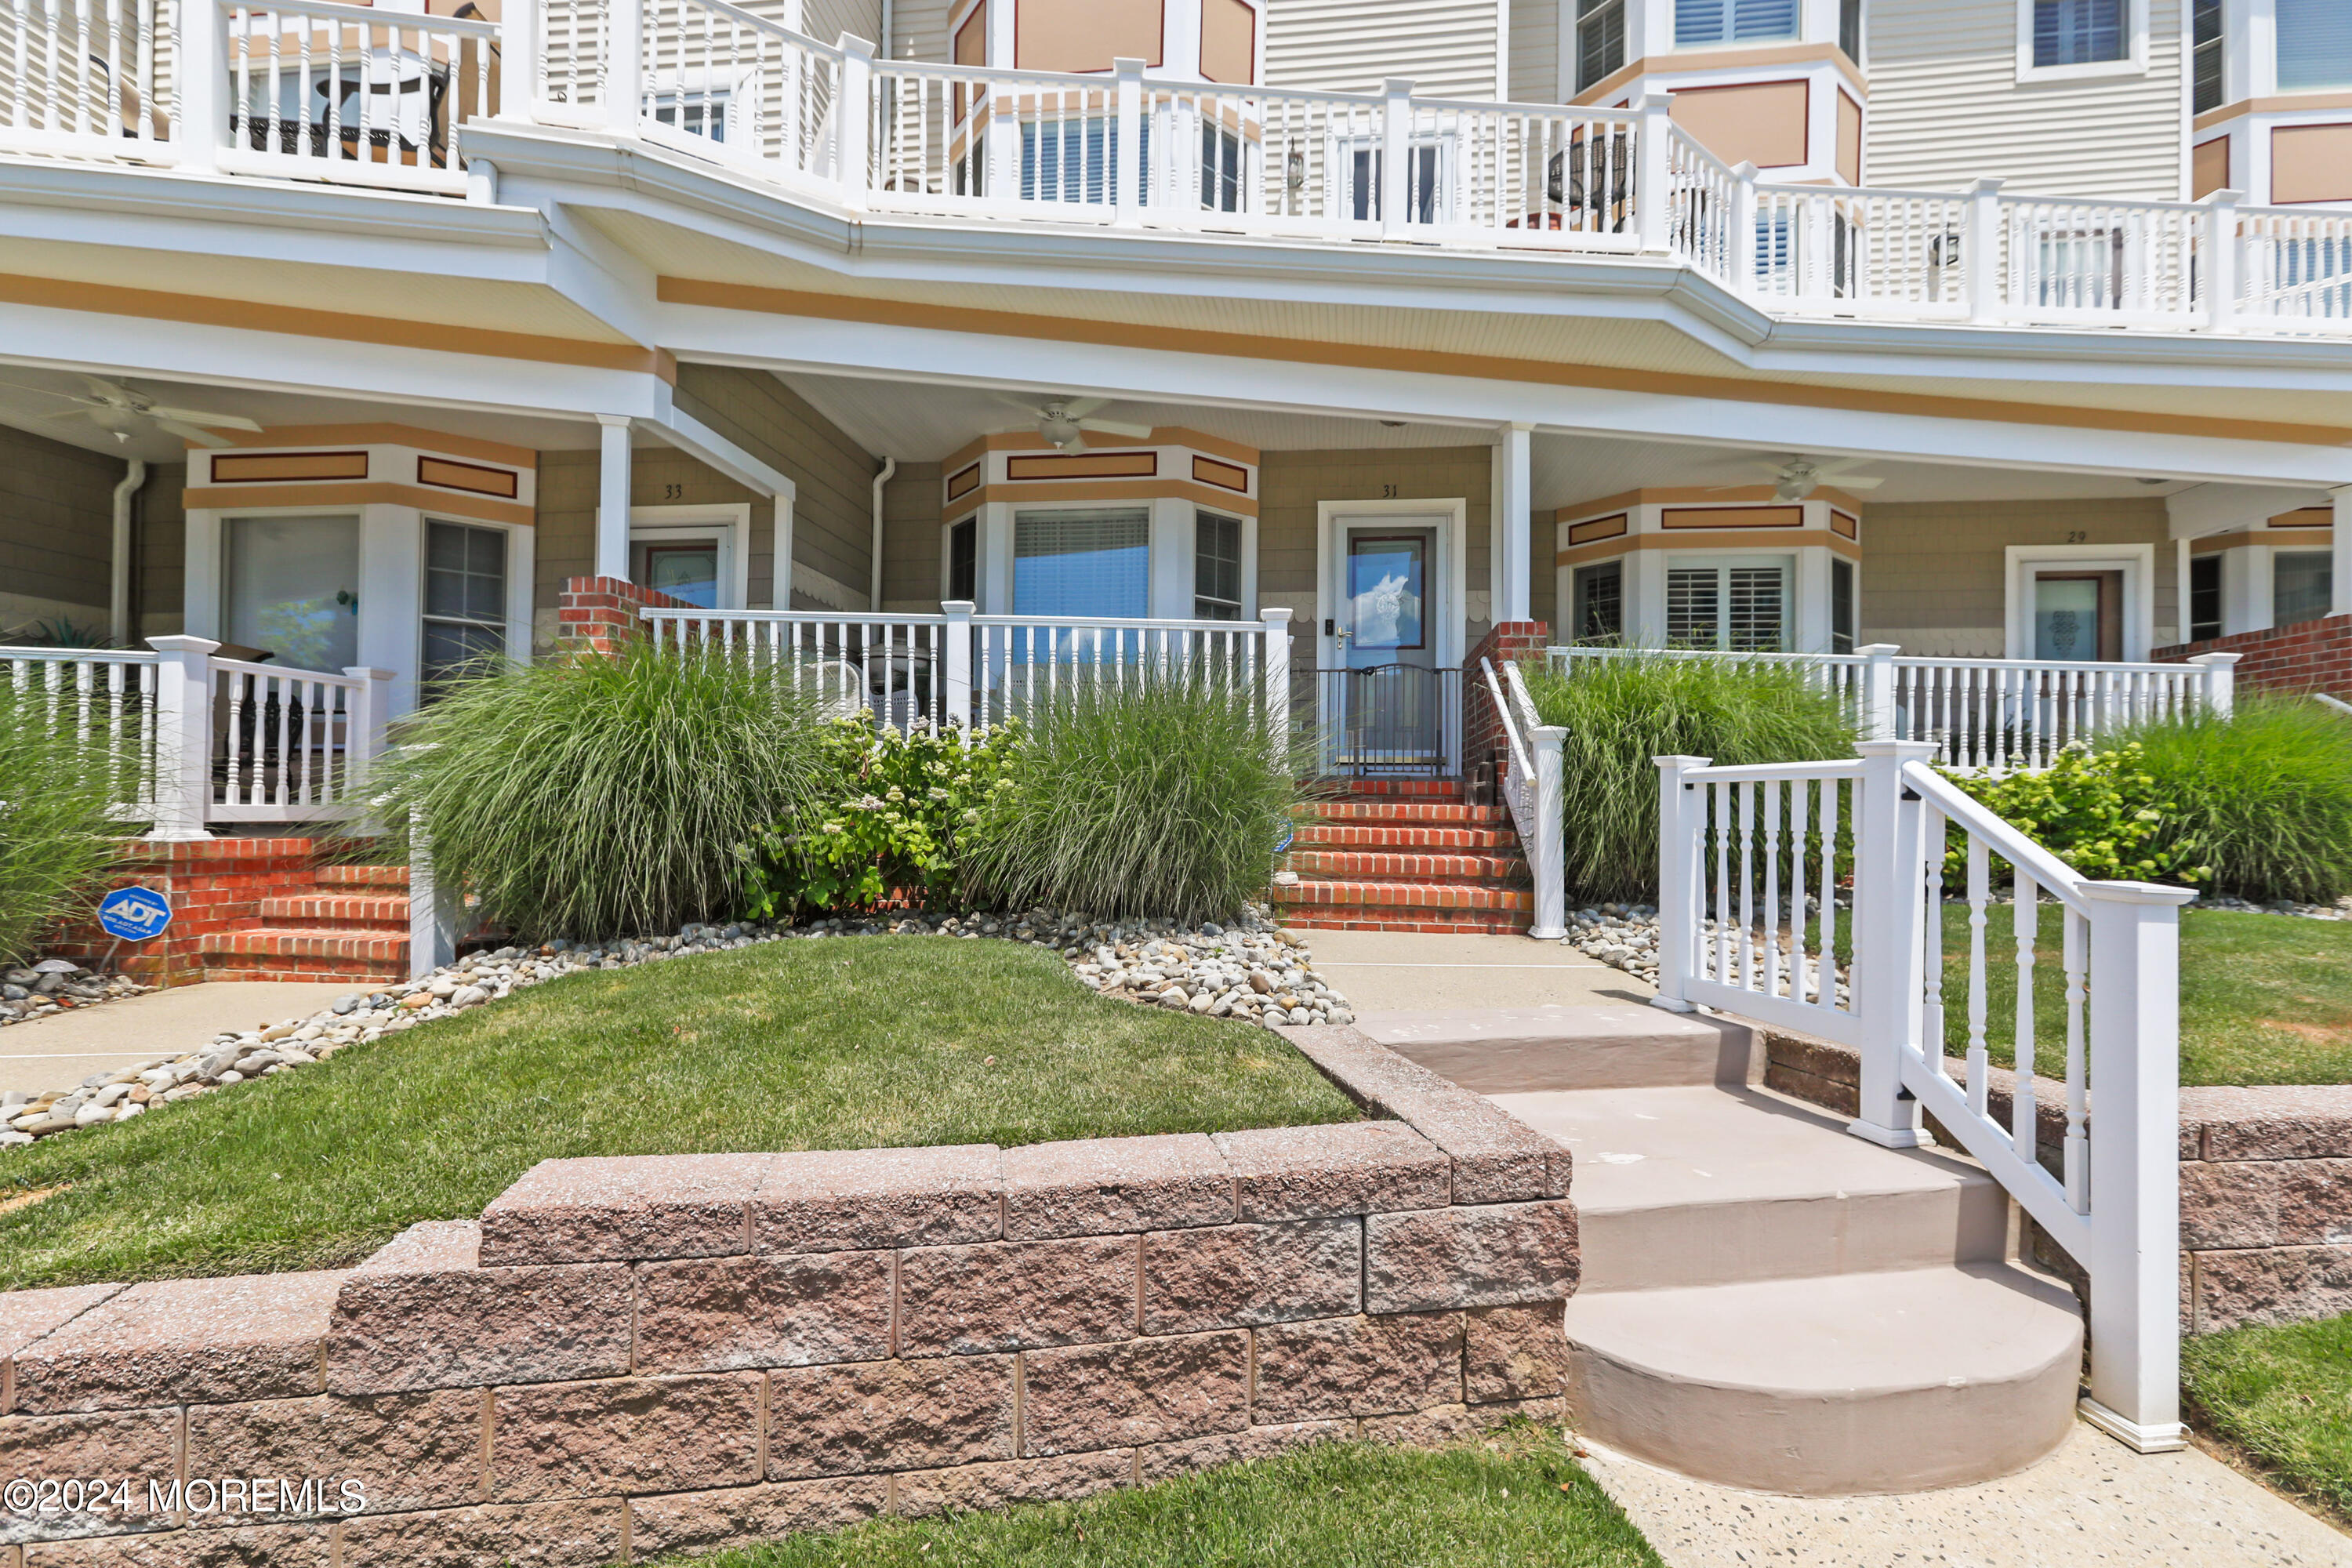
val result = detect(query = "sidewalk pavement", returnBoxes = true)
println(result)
[1304,928,1650,1013]
[0,982,358,1095]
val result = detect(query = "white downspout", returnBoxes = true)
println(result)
[869,456,897,611]
[110,458,147,644]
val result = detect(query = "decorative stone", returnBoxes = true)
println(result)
[337,1497,626,1568]
[1251,1311,1464,1420]
[1465,1302,1569,1403]
[896,1236,1138,1358]
[185,1389,489,1519]
[1364,1203,1578,1314]
[764,1356,1017,1479]
[2194,1242,2352,1331]
[1018,1330,1250,1455]
[1139,1220,1360,1334]
[488,1374,763,1502]
[1002,1134,1234,1240]
[753,1145,1003,1254]
[633,1252,893,1374]
[1210,1122,1450,1221]
[625,1477,889,1560]
[895,1450,1133,1518]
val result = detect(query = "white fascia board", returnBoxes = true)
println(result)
[659,305,2352,488]
[1748,318,2352,398]
[2166,481,2332,538]
[0,299,666,420]
[649,385,799,501]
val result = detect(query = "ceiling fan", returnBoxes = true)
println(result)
[9,376,263,448]
[996,394,1154,452]
[1711,454,1886,502]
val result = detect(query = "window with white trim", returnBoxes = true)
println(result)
[1667,561,1791,652]
[2031,0,2126,68]
[2278,0,2352,91]
[1013,508,1149,617]
[1577,0,1626,90]
[2275,550,2333,625]
[1831,557,1857,653]
[1839,0,1864,62]
[2188,554,2223,641]
[1194,510,1243,619]
[947,517,977,604]
[1570,561,1623,641]
[423,520,508,689]
[1675,0,1797,48]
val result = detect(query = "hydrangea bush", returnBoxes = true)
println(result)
[1939,742,2207,888]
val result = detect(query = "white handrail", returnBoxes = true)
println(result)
[1477,656,1565,940]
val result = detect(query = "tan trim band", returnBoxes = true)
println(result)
[1192,454,1251,492]
[1662,503,1804,528]
[1567,512,1628,545]
[1,274,673,377]
[943,477,1261,521]
[1007,449,1158,479]
[418,454,522,499]
[1573,42,1865,107]
[2190,528,2334,554]
[204,423,539,467]
[1556,528,1859,567]
[183,481,535,528]
[2196,92,2352,131]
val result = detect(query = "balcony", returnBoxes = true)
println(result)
[5,0,2352,339]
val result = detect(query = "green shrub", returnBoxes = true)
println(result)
[1938,742,2205,887]
[1519,654,1862,902]
[2113,696,2352,904]
[963,673,1301,925]
[739,716,1022,917]
[0,681,126,964]
[375,640,829,940]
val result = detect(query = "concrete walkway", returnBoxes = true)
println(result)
[1580,1425,2352,1566]
[1305,928,1648,1012]
[0,982,357,1094]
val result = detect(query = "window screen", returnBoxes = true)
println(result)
[1194,511,1243,619]
[2034,0,2126,67]
[947,517,977,604]
[423,521,507,689]
[2278,0,2352,89]
[1831,558,1857,653]
[2275,550,2333,626]
[2192,0,2223,112]
[2188,554,2223,642]
[1578,0,1626,89]
[1839,0,1863,62]
[1675,0,1798,47]
[1014,508,1149,617]
[1571,561,1623,641]
[1668,563,1790,652]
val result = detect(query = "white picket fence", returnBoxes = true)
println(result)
[2,637,390,836]
[1547,644,2240,773]
[1653,742,2191,1454]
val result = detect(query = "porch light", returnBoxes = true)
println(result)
[1286,147,1305,191]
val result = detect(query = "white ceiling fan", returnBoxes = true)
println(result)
[1711,454,1886,502]
[10,376,264,448]
[996,394,1155,452]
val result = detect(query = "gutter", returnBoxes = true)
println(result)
[869,455,897,612]
[109,458,147,645]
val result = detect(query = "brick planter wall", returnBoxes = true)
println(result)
[0,1028,1577,1566]
[44,839,321,989]
[556,577,692,654]
[2154,613,2352,699]
[1760,1027,2352,1334]
[1461,622,1550,796]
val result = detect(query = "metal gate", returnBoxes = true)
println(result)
[1315,665,1460,776]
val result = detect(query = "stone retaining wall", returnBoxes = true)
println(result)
[0,1027,1577,1566]
[1762,1028,2352,1334]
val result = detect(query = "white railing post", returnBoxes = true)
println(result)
[143,635,216,842]
[342,666,393,796]
[942,599,975,728]
[177,0,228,175]
[1965,176,2006,325]
[1261,607,1294,761]
[2188,650,2239,717]
[1729,160,1759,297]
[2074,877,2196,1454]
[498,0,539,120]
[1848,739,1941,1148]
[2201,188,2242,333]
[1529,722,1567,941]
[1858,642,1900,740]
[408,805,459,981]
[1113,56,1145,228]
[604,0,644,132]
[1650,753,1708,1014]
[837,34,875,210]
[1379,78,1412,239]
[1634,93,1674,254]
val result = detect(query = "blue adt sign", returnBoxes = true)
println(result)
[96,887,173,942]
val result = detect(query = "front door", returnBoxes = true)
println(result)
[1328,521,1446,774]
[2031,571,2122,662]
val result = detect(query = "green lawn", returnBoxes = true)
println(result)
[666,1423,1661,1568]
[0,938,1358,1290]
[1935,906,2352,1087]
[2184,1312,2352,1526]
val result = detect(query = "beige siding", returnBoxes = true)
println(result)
[1864,0,2185,198]
[885,0,951,60]
[1264,0,1501,99]
[881,460,947,610]
[672,364,880,608]
[1859,497,2176,657]
[139,464,188,639]
[804,0,882,48]
[531,448,775,643]
[1510,0,1560,104]
[0,423,122,637]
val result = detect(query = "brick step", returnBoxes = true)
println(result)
[1290,822,1519,851]
[1277,908,1535,935]
[315,863,410,888]
[257,895,412,929]
[1316,778,1466,800]
[198,927,409,971]
[1282,850,1526,884]
[1301,801,1510,826]
[1272,877,1536,916]
[199,959,408,984]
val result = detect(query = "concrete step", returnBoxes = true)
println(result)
[1496,1083,2011,1293]
[1562,1263,2084,1495]
[1290,822,1519,851]
[1281,850,1526,884]
[1356,1007,1756,1093]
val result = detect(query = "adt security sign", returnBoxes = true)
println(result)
[96,887,173,942]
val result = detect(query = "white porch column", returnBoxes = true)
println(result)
[2333,485,2352,618]
[1497,423,1534,623]
[597,416,634,581]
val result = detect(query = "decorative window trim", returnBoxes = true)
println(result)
[2002,543,2155,659]
[629,503,753,612]
[2015,0,2149,85]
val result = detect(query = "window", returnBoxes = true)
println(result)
[1839,0,1864,62]
[1194,510,1243,619]
[1675,0,1798,48]
[2275,550,2333,625]
[1020,119,1145,205]
[423,521,507,688]
[2034,228,2123,307]
[637,542,720,608]
[652,93,726,143]
[1577,0,1626,90]
[226,514,360,671]
[1013,508,1149,617]
[1200,124,1243,213]
[2192,0,2223,112]
[1570,561,1623,642]
[2032,0,2127,68]
[2188,553,2223,642]
[1667,562,1790,652]
[947,517,977,604]
[2278,0,2352,91]
[1831,558,1857,653]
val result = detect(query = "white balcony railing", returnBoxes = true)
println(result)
[2,637,390,836]
[9,0,2352,338]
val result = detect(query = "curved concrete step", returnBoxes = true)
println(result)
[1563,1263,2084,1496]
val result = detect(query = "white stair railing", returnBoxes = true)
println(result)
[1654,740,2193,1453]
[1478,656,1565,940]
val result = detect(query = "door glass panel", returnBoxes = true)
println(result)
[641,543,721,608]
[2033,577,2102,660]
[225,514,359,670]
[1347,533,1428,652]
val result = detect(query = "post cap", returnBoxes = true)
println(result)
[1652,753,1712,768]
[1854,642,1902,656]
[343,666,397,681]
[940,600,975,615]
[145,634,222,655]
[837,31,877,59]
[2075,879,2200,907]
[2187,651,2242,666]
[1260,606,1294,623]
[1854,739,1941,759]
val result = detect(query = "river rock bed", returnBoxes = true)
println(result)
[0,960,148,1027]
[2,906,1347,1150]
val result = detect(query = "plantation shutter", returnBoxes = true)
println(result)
[1667,563,1791,652]
[1014,508,1151,618]
[1666,568,1719,648]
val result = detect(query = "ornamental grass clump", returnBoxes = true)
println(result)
[375,639,829,940]
[0,681,125,964]
[965,671,1304,926]
[2114,696,2352,905]
[1519,653,1861,902]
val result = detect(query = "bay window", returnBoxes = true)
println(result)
[1012,508,1149,617]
